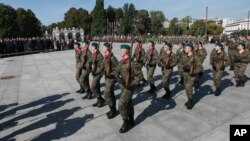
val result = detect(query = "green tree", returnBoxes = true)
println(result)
[16,8,42,37]
[150,11,165,35]
[91,0,106,35]
[0,3,18,38]
[64,8,91,34]
[207,21,224,35]
[189,20,205,36]
[136,9,151,35]
[106,5,116,22]
[120,3,136,34]
[168,17,182,35]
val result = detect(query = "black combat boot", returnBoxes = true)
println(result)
[106,106,118,119]
[142,79,148,86]
[119,119,133,133]
[147,84,156,93]
[184,99,193,110]
[87,92,93,99]
[240,80,245,87]
[178,77,184,84]
[129,115,135,126]
[229,66,234,71]
[82,93,89,99]
[198,72,203,78]
[76,86,85,93]
[92,98,100,107]
[235,80,241,87]
[162,87,171,99]
[97,97,105,107]
[214,87,221,96]
[194,80,199,89]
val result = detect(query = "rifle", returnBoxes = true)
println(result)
[189,51,195,76]
[124,35,134,87]
[136,44,142,62]
[105,36,113,77]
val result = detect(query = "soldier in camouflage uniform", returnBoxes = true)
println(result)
[103,42,119,118]
[90,42,105,107]
[158,42,178,99]
[74,42,84,93]
[114,44,136,133]
[227,37,238,70]
[210,43,230,96]
[80,41,93,100]
[233,43,250,87]
[132,39,147,86]
[181,43,201,109]
[193,42,207,88]
[145,41,159,93]
[176,42,186,84]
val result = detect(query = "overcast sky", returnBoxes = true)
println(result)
[1,0,250,25]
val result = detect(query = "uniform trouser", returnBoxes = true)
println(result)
[178,64,184,79]
[104,78,116,107]
[228,51,236,67]
[134,63,144,85]
[183,72,195,99]
[233,63,248,82]
[75,62,81,84]
[91,74,102,98]
[79,69,91,93]
[147,66,156,85]
[118,86,134,120]
[162,69,173,89]
[213,70,223,89]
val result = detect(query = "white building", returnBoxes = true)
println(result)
[223,19,250,35]
[163,21,170,28]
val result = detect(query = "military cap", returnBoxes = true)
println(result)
[91,42,99,49]
[120,44,130,50]
[103,42,111,48]
[181,42,186,46]
[239,42,246,48]
[186,43,194,49]
[83,40,89,45]
[216,42,223,48]
[74,42,80,46]
[164,41,172,48]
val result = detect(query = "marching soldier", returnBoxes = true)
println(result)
[181,43,201,109]
[233,43,250,87]
[210,43,230,96]
[132,39,147,86]
[74,42,84,94]
[227,37,238,70]
[176,42,186,84]
[90,42,105,107]
[114,44,136,133]
[158,42,178,99]
[193,42,207,88]
[145,40,158,93]
[80,41,93,100]
[103,42,119,118]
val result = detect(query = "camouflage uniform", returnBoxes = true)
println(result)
[227,41,238,70]
[210,49,230,96]
[104,52,119,118]
[74,45,83,93]
[80,46,92,99]
[114,44,136,133]
[181,45,201,109]
[233,50,250,87]
[158,51,178,99]
[145,48,158,93]
[90,47,105,107]
[176,44,186,84]
[132,44,146,86]
[194,45,207,88]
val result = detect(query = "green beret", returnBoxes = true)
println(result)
[120,44,130,50]
[103,42,111,48]
[216,43,223,48]
[91,42,99,49]
[239,42,246,47]
[186,43,194,49]
[74,42,80,46]
[83,40,89,45]
[76,39,83,43]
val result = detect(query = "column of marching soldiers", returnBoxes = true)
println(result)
[74,37,250,133]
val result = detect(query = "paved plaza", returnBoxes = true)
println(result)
[0,43,250,141]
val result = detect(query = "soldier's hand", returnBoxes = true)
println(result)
[220,66,225,71]
[212,65,217,71]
